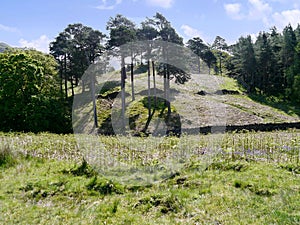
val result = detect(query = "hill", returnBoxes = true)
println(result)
[0,42,10,52]
[86,71,300,136]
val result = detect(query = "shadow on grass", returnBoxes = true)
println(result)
[249,94,300,118]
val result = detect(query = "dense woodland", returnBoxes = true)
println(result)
[0,12,300,133]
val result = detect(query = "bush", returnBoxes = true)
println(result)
[0,49,71,133]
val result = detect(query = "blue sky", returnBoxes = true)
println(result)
[1,0,300,52]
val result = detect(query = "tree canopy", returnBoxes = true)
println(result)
[0,49,71,133]
[228,23,300,102]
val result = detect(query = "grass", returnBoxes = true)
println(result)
[0,130,300,224]
[219,76,245,92]
[249,93,300,117]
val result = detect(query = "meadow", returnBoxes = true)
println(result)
[0,130,300,224]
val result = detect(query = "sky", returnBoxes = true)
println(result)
[1,0,300,53]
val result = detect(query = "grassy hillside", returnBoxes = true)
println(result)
[93,71,300,135]
[1,131,300,224]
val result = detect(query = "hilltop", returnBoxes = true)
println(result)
[0,42,10,52]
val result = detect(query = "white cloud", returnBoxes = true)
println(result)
[0,24,20,33]
[224,0,300,31]
[180,24,211,43]
[224,3,243,20]
[146,0,174,8]
[180,25,203,38]
[272,9,300,30]
[224,0,272,25]
[96,0,122,10]
[19,35,51,53]
[248,0,272,24]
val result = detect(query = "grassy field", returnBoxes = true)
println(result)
[1,130,300,224]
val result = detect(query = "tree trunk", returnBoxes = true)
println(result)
[147,60,151,118]
[91,74,98,128]
[131,62,135,101]
[219,53,222,76]
[152,61,157,107]
[82,80,85,93]
[121,56,126,128]
[198,56,201,73]
[166,67,171,116]
[59,60,63,95]
[64,54,68,99]
[71,77,75,97]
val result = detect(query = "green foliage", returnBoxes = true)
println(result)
[0,49,71,133]
[228,24,300,103]
[50,23,105,98]
[202,50,217,74]
[106,14,136,50]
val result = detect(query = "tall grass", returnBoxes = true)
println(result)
[0,129,298,167]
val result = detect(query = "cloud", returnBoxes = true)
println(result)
[19,35,51,53]
[96,0,122,10]
[180,25,203,38]
[224,0,272,25]
[272,9,300,30]
[224,3,243,20]
[224,0,300,31]
[0,24,20,33]
[248,0,272,24]
[180,24,211,43]
[146,0,174,8]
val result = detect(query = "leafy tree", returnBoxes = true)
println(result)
[295,24,300,41]
[147,13,188,113]
[212,36,228,75]
[50,31,69,99]
[202,50,217,75]
[0,49,71,133]
[282,24,297,69]
[187,37,208,73]
[285,41,300,101]
[50,23,105,98]
[254,32,276,94]
[281,24,298,98]
[232,35,257,92]
[106,14,137,126]
[137,23,159,111]
[268,27,285,94]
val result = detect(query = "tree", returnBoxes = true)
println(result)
[254,32,276,94]
[146,13,189,115]
[232,35,257,92]
[50,23,105,98]
[212,36,228,75]
[50,31,69,99]
[137,23,159,112]
[0,49,71,133]
[281,24,297,95]
[106,14,137,127]
[202,50,217,75]
[268,26,284,94]
[187,37,208,73]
